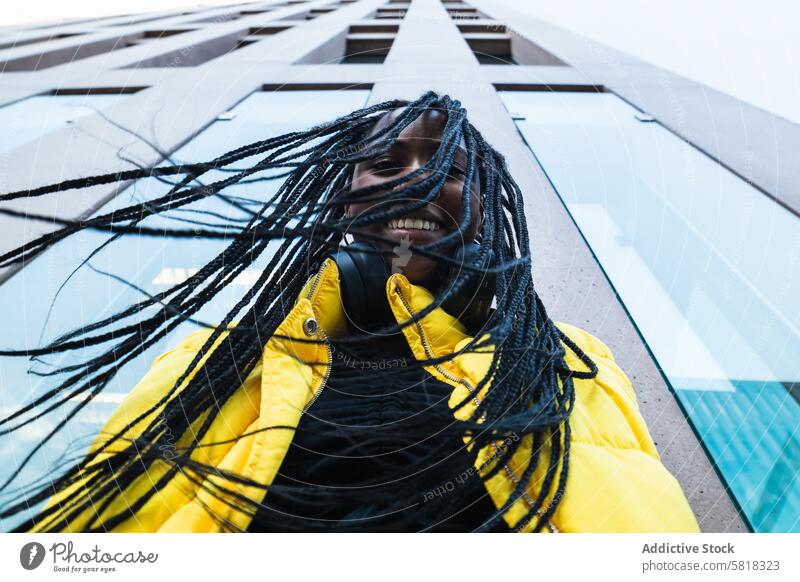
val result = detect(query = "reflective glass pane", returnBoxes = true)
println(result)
[0,93,133,154]
[0,90,370,529]
[500,91,800,532]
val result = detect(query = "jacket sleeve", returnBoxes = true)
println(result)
[36,327,224,532]
[452,321,701,532]
[96,327,218,442]
[543,323,702,532]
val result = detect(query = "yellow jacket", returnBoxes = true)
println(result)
[40,259,700,533]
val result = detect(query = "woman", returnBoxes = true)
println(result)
[0,92,699,533]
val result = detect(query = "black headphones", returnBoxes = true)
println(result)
[329,241,494,335]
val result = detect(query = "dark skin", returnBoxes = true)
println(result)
[344,108,483,288]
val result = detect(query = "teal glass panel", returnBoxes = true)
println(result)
[500,90,800,532]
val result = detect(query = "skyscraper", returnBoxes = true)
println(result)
[1,0,797,533]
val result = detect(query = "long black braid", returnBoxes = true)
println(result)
[0,91,596,533]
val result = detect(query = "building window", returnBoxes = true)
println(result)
[446,2,486,21]
[0,90,140,155]
[458,23,566,66]
[126,26,292,68]
[109,12,192,27]
[372,2,410,20]
[279,5,340,21]
[122,29,195,47]
[341,24,397,64]
[0,32,83,51]
[0,34,147,71]
[190,12,251,25]
[297,23,398,65]
[500,90,800,532]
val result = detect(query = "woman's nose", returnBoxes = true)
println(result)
[398,159,436,193]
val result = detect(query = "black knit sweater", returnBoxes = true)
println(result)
[247,338,507,532]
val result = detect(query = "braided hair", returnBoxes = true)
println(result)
[0,91,596,533]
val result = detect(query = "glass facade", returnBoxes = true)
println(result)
[500,91,800,532]
[0,93,134,155]
[0,90,370,530]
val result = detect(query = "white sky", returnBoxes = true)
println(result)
[2,1,798,124]
[493,0,800,124]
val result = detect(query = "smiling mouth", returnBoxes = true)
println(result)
[386,217,442,231]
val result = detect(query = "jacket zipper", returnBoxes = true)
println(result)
[301,264,332,414]
[394,286,558,533]
[305,260,327,300]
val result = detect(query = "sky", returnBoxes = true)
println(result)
[491,0,800,124]
[2,0,798,124]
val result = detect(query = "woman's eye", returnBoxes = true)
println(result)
[372,159,403,174]
[448,165,466,179]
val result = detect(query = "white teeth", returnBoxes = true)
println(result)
[386,218,441,231]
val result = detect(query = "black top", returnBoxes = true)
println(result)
[246,337,507,532]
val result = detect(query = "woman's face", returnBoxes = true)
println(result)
[344,108,483,286]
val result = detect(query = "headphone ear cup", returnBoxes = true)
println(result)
[330,240,494,336]
[330,242,393,332]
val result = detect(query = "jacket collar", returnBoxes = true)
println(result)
[302,258,471,361]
